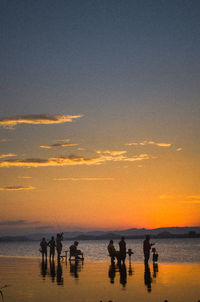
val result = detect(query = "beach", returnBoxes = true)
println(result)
[0,257,199,302]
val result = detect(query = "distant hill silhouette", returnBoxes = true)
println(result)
[0,226,199,241]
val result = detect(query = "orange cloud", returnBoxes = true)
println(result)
[54,177,114,181]
[0,186,35,191]
[0,153,17,159]
[126,140,171,147]
[96,150,127,156]
[40,143,78,149]
[0,153,151,168]
[0,114,83,129]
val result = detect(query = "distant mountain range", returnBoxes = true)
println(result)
[0,226,199,241]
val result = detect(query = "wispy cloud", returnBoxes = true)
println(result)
[0,153,17,159]
[159,194,200,204]
[54,177,114,181]
[0,114,83,129]
[0,186,35,191]
[0,153,151,168]
[96,150,127,156]
[17,176,32,179]
[0,138,11,142]
[176,147,183,152]
[126,140,171,147]
[40,143,78,149]
[0,220,39,226]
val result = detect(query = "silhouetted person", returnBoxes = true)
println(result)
[107,240,120,265]
[144,263,152,292]
[41,258,47,279]
[108,263,116,284]
[143,235,154,264]
[48,236,56,260]
[56,261,63,285]
[50,259,56,283]
[119,263,127,287]
[119,236,126,264]
[56,233,63,261]
[69,241,83,260]
[40,237,48,259]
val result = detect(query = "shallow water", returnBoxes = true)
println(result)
[0,238,200,263]
[0,257,199,302]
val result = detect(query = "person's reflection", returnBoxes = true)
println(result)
[119,264,127,288]
[70,260,82,279]
[108,263,116,284]
[153,263,159,278]
[56,261,63,285]
[144,264,152,292]
[128,263,133,276]
[40,258,47,280]
[49,259,56,283]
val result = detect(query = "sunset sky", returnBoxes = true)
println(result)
[0,0,200,235]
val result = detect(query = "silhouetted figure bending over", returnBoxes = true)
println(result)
[107,240,120,265]
[40,237,48,259]
[119,236,126,264]
[143,235,154,264]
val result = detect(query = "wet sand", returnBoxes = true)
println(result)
[0,257,199,302]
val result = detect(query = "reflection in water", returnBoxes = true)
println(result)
[119,264,127,288]
[144,264,152,292]
[153,263,159,279]
[49,259,56,283]
[56,261,63,285]
[70,260,83,279]
[108,263,132,287]
[40,259,47,280]
[108,263,116,284]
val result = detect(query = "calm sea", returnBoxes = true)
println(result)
[0,238,199,263]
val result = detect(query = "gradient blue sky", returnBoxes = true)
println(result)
[0,0,200,235]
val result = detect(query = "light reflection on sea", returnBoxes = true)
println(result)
[0,238,200,262]
[0,258,200,302]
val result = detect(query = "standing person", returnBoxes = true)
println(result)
[143,235,154,264]
[40,237,48,259]
[48,236,56,261]
[119,236,126,264]
[56,233,63,261]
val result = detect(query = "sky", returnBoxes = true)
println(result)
[0,0,200,235]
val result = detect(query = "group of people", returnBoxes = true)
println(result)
[40,232,63,260]
[107,235,155,265]
[40,233,83,261]
[41,233,155,264]
[107,236,127,265]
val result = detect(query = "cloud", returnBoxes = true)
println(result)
[0,153,151,168]
[0,114,83,129]
[0,220,39,226]
[0,138,11,142]
[126,140,171,147]
[40,143,78,149]
[96,150,127,156]
[176,147,183,152]
[17,176,32,179]
[54,177,114,181]
[0,186,35,191]
[0,153,17,159]
[159,194,200,204]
